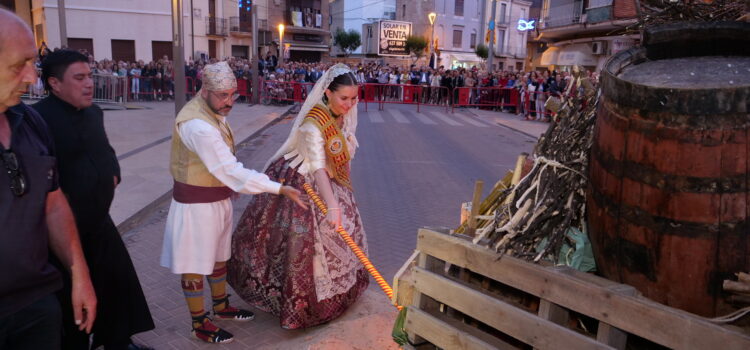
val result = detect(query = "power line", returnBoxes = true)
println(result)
[330,0,389,16]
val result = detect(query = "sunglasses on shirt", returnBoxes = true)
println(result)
[1,150,27,197]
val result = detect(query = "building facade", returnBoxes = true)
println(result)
[266,0,331,62]
[397,0,484,69]
[530,0,639,72]
[396,0,531,71]
[329,0,396,56]
[4,0,282,62]
[482,0,532,72]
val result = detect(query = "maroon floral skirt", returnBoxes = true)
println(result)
[227,157,369,329]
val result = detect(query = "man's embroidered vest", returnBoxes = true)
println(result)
[170,96,236,202]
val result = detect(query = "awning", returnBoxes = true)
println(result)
[556,44,598,67]
[446,52,482,63]
[288,44,329,52]
[540,46,559,66]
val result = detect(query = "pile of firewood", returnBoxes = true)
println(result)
[725,273,750,305]
[707,273,750,323]
[456,2,749,263]
[628,0,749,34]
[456,67,599,264]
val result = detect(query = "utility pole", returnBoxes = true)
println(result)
[487,0,497,72]
[479,0,487,46]
[251,4,259,104]
[57,0,68,47]
[190,0,195,60]
[172,0,187,113]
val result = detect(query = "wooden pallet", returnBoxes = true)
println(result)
[393,228,750,350]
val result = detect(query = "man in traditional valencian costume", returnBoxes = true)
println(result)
[160,62,306,344]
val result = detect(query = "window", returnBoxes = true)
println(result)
[69,38,94,56]
[470,32,477,48]
[288,1,322,28]
[588,0,613,8]
[152,41,172,61]
[231,45,249,59]
[500,3,507,23]
[111,39,135,62]
[497,29,505,52]
[455,0,464,16]
[208,40,217,59]
[438,25,445,48]
[453,30,462,48]
[402,5,406,19]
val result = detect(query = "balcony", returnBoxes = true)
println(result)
[206,17,228,36]
[230,16,251,33]
[495,45,527,58]
[496,13,511,26]
[286,8,323,29]
[542,1,584,28]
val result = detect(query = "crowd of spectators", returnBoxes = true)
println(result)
[33,43,597,120]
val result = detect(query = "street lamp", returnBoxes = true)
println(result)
[428,12,437,68]
[278,24,285,63]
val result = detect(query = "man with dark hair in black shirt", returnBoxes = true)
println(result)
[0,9,97,350]
[34,49,155,350]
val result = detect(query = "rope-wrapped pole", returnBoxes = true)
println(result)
[302,183,402,310]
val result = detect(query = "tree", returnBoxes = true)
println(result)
[405,35,429,63]
[333,29,362,57]
[475,44,489,61]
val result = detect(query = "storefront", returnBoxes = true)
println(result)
[537,36,637,72]
[442,52,483,69]
[288,44,328,62]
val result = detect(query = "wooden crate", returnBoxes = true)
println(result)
[395,228,750,350]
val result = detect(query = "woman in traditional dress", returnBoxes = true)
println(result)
[227,64,368,329]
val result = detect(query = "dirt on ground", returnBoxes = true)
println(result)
[259,290,401,350]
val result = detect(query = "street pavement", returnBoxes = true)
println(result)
[100,101,548,349]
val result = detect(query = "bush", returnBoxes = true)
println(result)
[475,44,489,60]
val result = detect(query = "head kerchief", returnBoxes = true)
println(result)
[202,61,237,91]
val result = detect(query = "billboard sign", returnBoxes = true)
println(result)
[378,20,412,56]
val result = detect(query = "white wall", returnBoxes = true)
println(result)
[332,0,396,55]
[38,0,191,61]
[435,0,482,53]
[483,0,530,57]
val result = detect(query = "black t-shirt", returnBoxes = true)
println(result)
[0,103,62,318]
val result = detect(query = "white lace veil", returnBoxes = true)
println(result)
[264,63,359,170]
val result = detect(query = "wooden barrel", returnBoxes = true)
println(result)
[587,22,750,317]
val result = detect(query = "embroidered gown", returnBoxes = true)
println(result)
[227,102,368,329]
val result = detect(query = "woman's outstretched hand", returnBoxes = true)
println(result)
[326,207,342,228]
[279,185,309,209]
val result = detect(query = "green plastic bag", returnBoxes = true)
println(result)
[536,226,596,272]
[561,227,597,272]
[392,307,409,346]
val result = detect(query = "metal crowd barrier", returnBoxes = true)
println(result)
[452,86,520,113]
[93,74,129,103]
[523,90,562,120]
[26,73,569,120]
[360,83,451,113]
[23,74,131,104]
[259,80,314,106]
